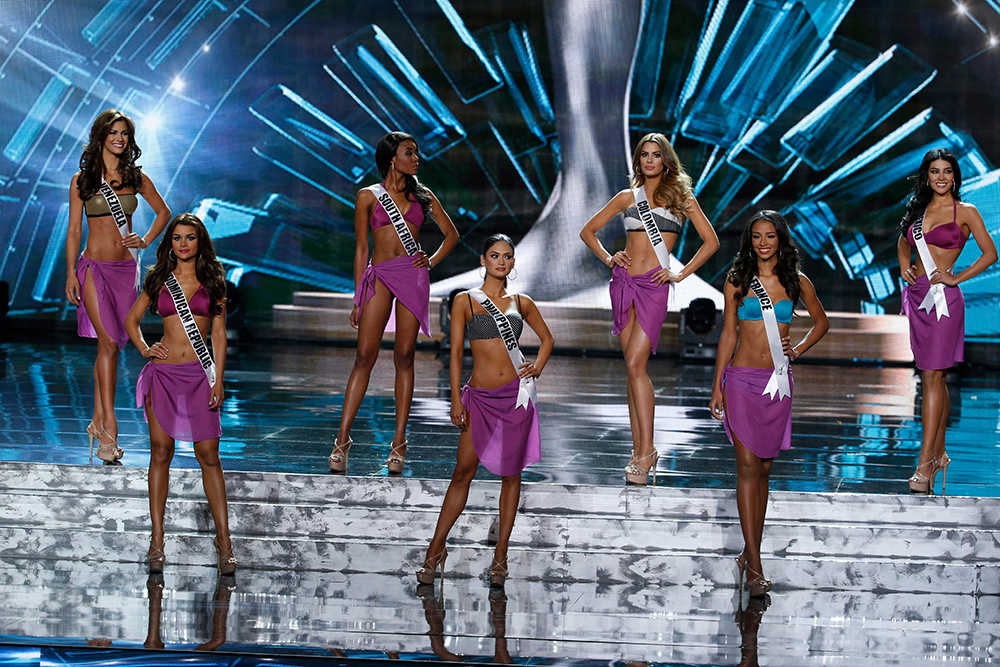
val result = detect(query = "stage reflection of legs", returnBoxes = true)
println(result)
[415,585,516,663]
[143,574,235,651]
[734,595,769,667]
[488,589,513,665]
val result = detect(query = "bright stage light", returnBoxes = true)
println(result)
[956,2,967,14]
[170,77,185,91]
[202,44,210,52]
[990,35,999,47]
[145,113,161,132]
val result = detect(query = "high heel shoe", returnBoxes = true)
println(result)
[86,422,101,462]
[147,540,166,574]
[933,453,951,495]
[736,552,771,592]
[328,437,352,473]
[488,555,508,589]
[213,537,237,575]
[908,457,937,494]
[416,547,448,585]
[625,449,659,486]
[745,563,769,598]
[386,439,407,475]
[95,429,123,464]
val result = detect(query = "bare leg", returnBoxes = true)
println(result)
[194,437,231,552]
[146,400,175,550]
[932,380,950,461]
[390,300,421,457]
[424,430,479,561]
[619,306,641,453]
[493,474,522,564]
[92,364,103,431]
[82,268,121,445]
[913,369,948,487]
[622,320,656,465]
[733,437,769,577]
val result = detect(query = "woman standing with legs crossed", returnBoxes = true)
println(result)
[417,234,553,589]
[710,211,828,597]
[581,133,719,485]
[329,131,459,475]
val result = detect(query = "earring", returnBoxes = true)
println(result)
[952,182,956,193]
[168,249,176,262]
[509,268,517,281]
[479,266,486,279]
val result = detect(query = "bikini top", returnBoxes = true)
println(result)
[157,284,212,318]
[907,199,966,250]
[623,205,683,235]
[465,293,524,341]
[738,297,793,323]
[85,191,138,218]
[371,188,425,230]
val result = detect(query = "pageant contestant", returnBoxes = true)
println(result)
[898,148,996,494]
[417,234,553,589]
[580,133,719,485]
[330,131,459,474]
[65,109,171,463]
[709,211,828,597]
[125,213,236,575]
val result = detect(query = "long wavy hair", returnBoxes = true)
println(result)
[629,132,693,221]
[374,131,432,218]
[77,109,143,202]
[727,210,802,305]
[900,148,962,232]
[143,213,227,317]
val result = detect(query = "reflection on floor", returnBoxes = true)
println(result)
[2,340,999,495]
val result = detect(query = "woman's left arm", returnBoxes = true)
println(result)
[126,173,171,250]
[933,204,997,286]
[416,190,459,269]
[783,274,829,361]
[666,197,720,282]
[518,295,554,379]
[209,301,227,409]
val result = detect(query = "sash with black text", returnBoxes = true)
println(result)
[748,276,791,401]
[468,289,536,410]
[372,184,421,256]
[164,273,217,385]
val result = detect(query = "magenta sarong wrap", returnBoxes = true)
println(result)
[136,361,221,442]
[76,255,138,350]
[722,365,794,459]
[610,264,670,354]
[354,255,431,337]
[461,377,541,477]
[902,274,964,370]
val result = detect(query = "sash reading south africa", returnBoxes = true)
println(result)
[632,186,672,271]
[469,289,537,410]
[911,212,950,320]
[100,179,140,285]
[748,276,791,401]
[164,273,217,385]
[372,183,420,256]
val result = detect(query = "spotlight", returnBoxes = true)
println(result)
[170,77,185,92]
[202,44,210,52]
[956,3,967,15]
[679,297,722,361]
[990,35,998,47]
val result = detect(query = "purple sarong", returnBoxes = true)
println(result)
[722,365,793,459]
[902,274,964,370]
[609,264,670,354]
[136,361,222,442]
[461,377,541,477]
[76,255,138,350]
[354,255,430,337]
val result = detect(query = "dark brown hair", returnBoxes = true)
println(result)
[77,109,143,201]
[143,213,226,317]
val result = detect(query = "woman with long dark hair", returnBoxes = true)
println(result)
[329,131,459,475]
[416,234,553,589]
[710,211,828,597]
[898,148,996,494]
[65,109,171,463]
[125,213,235,575]
[580,132,719,485]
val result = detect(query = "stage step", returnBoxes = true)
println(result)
[0,462,994,595]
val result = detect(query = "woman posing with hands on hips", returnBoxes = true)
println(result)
[330,131,459,475]
[898,148,996,494]
[416,234,553,589]
[125,213,236,576]
[580,132,719,485]
[66,109,171,463]
[710,210,828,598]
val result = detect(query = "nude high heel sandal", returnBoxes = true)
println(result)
[213,537,238,575]
[933,453,951,495]
[87,422,101,463]
[386,439,407,475]
[488,555,509,589]
[908,457,937,494]
[96,429,123,464]
[625,450,659,486]
[328,437,352,473]
[416,547,448,585]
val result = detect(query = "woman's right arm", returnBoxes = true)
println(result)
[350,188,374,329]
[709,281,739,421]
[65,174,84,304]
[898,233,916,285]
[449,294,471,430]
[580,190,632,269]
[125,291,166,359]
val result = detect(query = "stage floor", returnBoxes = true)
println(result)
[2,338,998,496]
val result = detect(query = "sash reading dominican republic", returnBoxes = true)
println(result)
[372,183,420,256]
[469,289,536,410]
[164,273,216,385]
[911,212,950,320]
[748,276,791,401]
[100,179,140,285]
[632,186,672,271]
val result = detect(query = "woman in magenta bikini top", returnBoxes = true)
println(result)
[897,148,997,495]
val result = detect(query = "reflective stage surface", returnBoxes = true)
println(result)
[2,340,999,496]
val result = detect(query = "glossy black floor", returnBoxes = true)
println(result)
[2,336,998,496]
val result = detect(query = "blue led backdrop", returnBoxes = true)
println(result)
[1,0,998,337]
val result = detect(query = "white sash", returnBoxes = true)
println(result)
[633,186,672,271]
[911,213,950,320]
[749,277,791,401]
[372,183,420,256]
[164,273,217,385]
[469,289,536,410]
[100,179,140,286]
